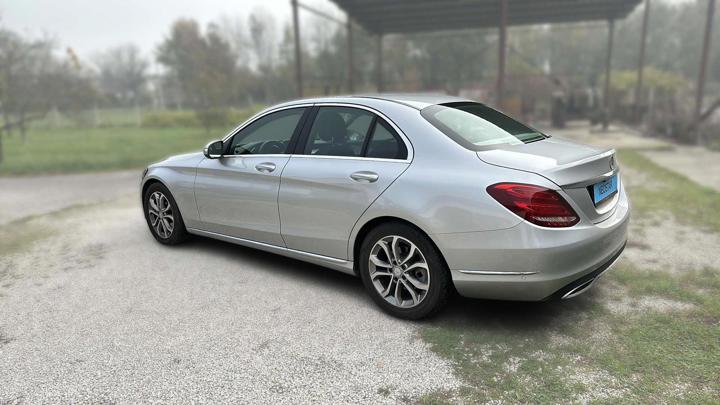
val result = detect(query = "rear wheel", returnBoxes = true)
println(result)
[143,182,189,245]
[359,222,450,319]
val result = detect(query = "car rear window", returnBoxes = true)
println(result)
[420,102,548,151]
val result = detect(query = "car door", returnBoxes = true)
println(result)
[278,105,411,260]
[194,106,309,246]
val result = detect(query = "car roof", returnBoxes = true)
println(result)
[273,93,472,110]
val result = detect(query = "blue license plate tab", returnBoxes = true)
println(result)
[593,175,618,204]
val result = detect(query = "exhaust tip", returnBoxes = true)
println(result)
[562,278,595,299]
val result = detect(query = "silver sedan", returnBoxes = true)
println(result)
[141,94,629,319]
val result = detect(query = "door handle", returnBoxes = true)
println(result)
[350,171,379,183]
[255,162,276,173]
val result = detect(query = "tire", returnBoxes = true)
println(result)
[143,182,189,245]
[359,222,451,320]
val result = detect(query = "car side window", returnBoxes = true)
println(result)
[303,107,374,157]
[228,108,306,155]
[365,119,408,160]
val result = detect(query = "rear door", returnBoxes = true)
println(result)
[278,105,411,260]
[194,107,309,246]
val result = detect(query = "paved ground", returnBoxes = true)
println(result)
[640,146,720,192]
[0,170,139,225]
[0,196,458,404]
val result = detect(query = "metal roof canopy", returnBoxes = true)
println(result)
[330,0,642,34]
[292,0,716,138]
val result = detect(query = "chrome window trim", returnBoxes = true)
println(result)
[217,101,414,162]
[216,154,409,164]
[288,155,410,164]
[219,154,290,159]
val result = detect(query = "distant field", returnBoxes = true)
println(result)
[0,106,263,175]
[0,127,224,175]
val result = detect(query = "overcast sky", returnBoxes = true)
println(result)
[0,0,341,60]
[1,0,692,64]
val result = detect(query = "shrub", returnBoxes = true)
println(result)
[142,110,199,127]
[142,107,260,128]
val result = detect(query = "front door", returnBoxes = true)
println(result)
[195,107,308,246]
[279,106,411,259]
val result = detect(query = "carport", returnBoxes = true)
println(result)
[290,0,717,132]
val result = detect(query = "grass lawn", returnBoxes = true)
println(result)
[0,126,225,175]
[418,148,720,403]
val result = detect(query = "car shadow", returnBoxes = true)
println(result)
[185,236,364,297]
[425,289,601,337]
[183,236,598,331]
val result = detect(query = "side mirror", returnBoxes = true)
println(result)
[203,140,224,159]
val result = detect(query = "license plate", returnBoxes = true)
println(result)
[592,175,618,204]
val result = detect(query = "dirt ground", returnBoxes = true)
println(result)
[0,170,139,225]
[1,124,718,403]
[0,196,459,403]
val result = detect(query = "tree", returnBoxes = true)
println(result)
[95,44,148,106]
[0,29,53,140]
[248,8,277,71]
[157,19,238,131]
[0,27,97,163]
[411,32,492,95]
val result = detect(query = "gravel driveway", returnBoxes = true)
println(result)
[0,193,458,403]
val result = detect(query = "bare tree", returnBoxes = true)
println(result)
[95,44,148,107]
[248,8,277,71]
[215,14,249,64]
[0,28,54,161]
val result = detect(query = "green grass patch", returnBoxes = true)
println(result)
[617,149,720,233]
[419,262,720,402]
[0,126,225,175]
[419,149,720,402]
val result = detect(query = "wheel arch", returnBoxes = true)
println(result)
[141,177,168,202]
[350,216,448,275]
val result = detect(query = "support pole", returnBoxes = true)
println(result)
[694,0,716,143]
[291,0,303,97]
[635,0,651,123]
[603,19,615,131]
[346,18,354,93]
[376,34,384,92]
[496,0,508,109]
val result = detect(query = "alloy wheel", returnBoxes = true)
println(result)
[368,235,430,308]
[148,191,174,239]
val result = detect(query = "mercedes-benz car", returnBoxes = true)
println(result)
[140,94,629,319]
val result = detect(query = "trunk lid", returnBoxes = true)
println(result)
[477,137,619,223]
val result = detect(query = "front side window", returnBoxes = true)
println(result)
[421,102,547,151]
[228,108,306,155]
[303,107,374,157]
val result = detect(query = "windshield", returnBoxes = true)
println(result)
[421,102,548,150]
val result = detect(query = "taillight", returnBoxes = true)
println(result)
[487,183,579,228]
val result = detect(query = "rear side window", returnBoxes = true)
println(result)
[304,107,374,157]
[300,106,407,160]
[366,120,407,160]
[421,102,548,151]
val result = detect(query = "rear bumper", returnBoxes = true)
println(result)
[432,187,630,301]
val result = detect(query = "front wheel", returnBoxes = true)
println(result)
[359,223,451,320]
[143,182,189,245]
